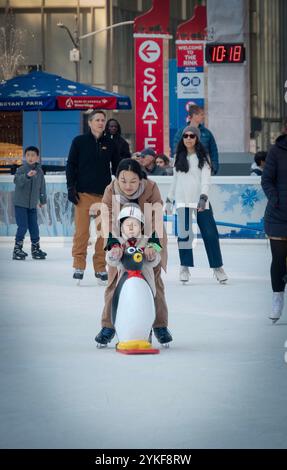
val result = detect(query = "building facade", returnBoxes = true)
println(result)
[0,0,286,164]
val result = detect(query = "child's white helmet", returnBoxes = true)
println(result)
[117,203,144,225]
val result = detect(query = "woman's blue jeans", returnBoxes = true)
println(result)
[177,206,223,268]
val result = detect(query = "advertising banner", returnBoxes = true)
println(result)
[57,96,117,110]
[176,42,205,128]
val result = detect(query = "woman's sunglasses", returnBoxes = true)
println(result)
[183,133,197,139]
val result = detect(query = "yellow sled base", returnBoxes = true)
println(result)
[116,339,160,355]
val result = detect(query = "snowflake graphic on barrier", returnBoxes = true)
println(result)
[241,188,258,208]
[219,185,265,216]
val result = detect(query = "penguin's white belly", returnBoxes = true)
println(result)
[115,277,155,342]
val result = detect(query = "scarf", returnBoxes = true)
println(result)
[113,179,146,205]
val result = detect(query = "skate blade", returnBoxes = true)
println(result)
[219,280,228,284]
[96,279,108,286]
[270,317,280,324]
[180,280,189,285]
[161,343,170,348]
[96,343,108,348]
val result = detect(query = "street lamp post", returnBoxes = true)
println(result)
[57,19,134,84]
[57,21,80,81]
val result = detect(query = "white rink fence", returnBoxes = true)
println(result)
[0,175,266,239]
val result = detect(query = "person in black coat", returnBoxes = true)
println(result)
[66,110,120,283]
[104,118,131,160]
[261,132,287,322]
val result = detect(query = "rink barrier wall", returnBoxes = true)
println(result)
[0,175,267,239]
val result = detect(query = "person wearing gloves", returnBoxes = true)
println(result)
[166,126,228,283]
[106,203,160,297]
[94,158,173,347]
[66,110,120,283]
[261,129,287,323]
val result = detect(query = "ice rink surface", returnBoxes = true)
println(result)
[0,239,287,449]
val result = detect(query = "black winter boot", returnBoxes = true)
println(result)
[153,327,173,345]
[13,241,28,260]
[95,327,115,346]
[31,242,47,260]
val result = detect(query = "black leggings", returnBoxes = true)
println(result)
[270,239,287,292]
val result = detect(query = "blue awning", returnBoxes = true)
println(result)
[0,71,132,111]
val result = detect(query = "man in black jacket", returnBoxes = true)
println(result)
[66,110,120,283]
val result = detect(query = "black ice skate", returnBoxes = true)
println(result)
[73,269,84,285]
[31,242,47,260]
[12,241,28,260]
[95,327,115,348]
[153,327,173,348]
[73,269,84,280]
[95,271,108,285]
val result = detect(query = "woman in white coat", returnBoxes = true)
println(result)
[166,126,228,283]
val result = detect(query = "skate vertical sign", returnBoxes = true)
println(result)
[133,0,170,153]
[176,42,205,127]
[134,36,169,153]
[176,5,207,129]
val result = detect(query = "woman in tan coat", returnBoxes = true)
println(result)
[95,158,173,346]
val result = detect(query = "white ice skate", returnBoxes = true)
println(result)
[180,266,190,284]
[269,292,284,324]
[213,267,228,284]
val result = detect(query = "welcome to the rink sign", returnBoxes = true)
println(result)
[134,34,170,153]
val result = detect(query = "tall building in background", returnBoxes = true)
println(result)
[0,0,286,164]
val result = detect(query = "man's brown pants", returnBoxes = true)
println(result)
[72,193,106,272]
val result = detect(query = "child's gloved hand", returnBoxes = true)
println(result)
[144,246,156,262]
[110,246,123,261]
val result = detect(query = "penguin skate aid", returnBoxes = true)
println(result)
[103,204,162,354]
[94,159,173,349]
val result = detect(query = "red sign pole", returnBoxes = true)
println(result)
[133,0,170,155]
[134,35,170,153]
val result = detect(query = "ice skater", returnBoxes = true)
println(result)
[261,124,287,323]
[12,146,47,261]
[166,126,228,284]
[94,158,173,347]
[105,204,161,353]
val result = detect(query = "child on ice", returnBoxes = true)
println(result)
[105,203,162,352]
[106,203,161,296]
[13,146,47,260]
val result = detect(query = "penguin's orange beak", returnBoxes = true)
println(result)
[133,253,143,263]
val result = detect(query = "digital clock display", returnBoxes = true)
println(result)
[205,43,245,64]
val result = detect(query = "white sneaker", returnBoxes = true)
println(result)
[269,292,284,323]
[180,266,190,282]
[213,267,228,284]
